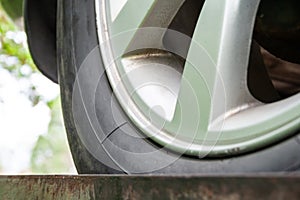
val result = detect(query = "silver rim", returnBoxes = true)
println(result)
[95,0,300,157]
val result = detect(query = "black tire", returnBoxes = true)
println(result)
[57,0,300,174]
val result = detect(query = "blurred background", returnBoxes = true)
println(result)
[0,1,76,174]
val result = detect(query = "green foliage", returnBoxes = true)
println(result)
[0,4,36,77]
[30,98,74,173]
[0,0,23,20]
[0,6,75,174]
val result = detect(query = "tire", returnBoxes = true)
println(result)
[57,0,300,174]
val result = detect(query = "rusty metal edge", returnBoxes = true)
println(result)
[1,175,300,199]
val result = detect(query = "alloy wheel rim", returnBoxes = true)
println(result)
[95,0,300,157]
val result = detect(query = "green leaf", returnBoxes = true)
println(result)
[30,97,74,173]
[0,0,23,20]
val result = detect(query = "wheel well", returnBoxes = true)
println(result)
[24,0,58,83]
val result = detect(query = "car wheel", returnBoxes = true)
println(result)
[57,0,300,174]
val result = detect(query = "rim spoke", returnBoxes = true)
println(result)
[102,0,156,57]
[110,0,155,34]
[171,0,261,135]
[111,0,186,55]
